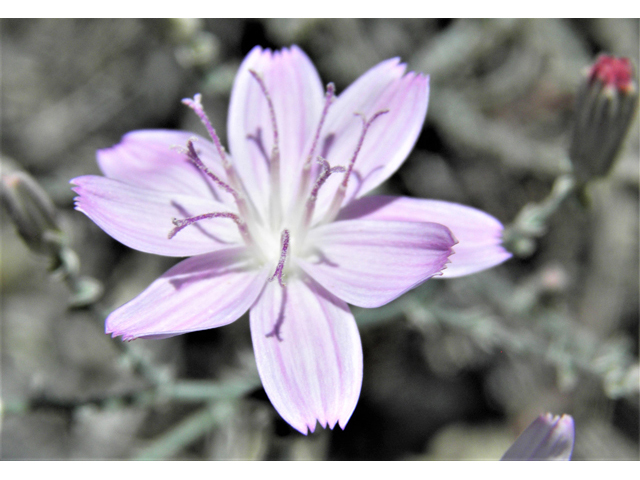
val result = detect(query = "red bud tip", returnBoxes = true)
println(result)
[589,55,634,93]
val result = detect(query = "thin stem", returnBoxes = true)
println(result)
[134,401,235,460]
[503,174,577,256]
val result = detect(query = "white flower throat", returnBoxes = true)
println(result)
[169,71,387,286]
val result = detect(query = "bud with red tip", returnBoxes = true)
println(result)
[569,55,638,184]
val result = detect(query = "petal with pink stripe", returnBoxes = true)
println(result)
[336,195,512,277]
[106,247,269,340]
[97,129,232,202]
[298,219,455,308]
[250,275,363,434]
[71,175,242,257]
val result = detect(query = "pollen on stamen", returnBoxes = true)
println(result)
[342,110,390,189]
[248,68,284,226]
[168,212,247,240]
[309,156,346,201]
[302,156,346,228]
[248,70,280,152]
[269,229,290,287]
[321,109,389,224]
[183,140,240,200]
[182,94,230,168]
[305,83,335,169]
[298,83,336,202]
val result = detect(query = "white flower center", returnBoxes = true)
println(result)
[170,75,388,286]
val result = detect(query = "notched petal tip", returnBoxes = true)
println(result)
[293,417,343,436]
[69,177,91,213]
[106,328,129,341]
[300,219,456,308]
[250,277,363,436]
[105,252,267,341]
[337,196,511,278]
[434,247,457,277]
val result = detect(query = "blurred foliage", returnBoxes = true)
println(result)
[1,18,638,460]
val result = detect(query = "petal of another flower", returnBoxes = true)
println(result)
[298,219,456,308]
[107,247,270,340]
[312,59,429,220]
[250,275,363,434]
[97,130,232,202]
[227,45,324,220]
[71,175,242,257]
[336,195,512,277]
[501,414,575,461]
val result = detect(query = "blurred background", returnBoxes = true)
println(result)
[1,18,638,460]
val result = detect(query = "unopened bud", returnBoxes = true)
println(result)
[1,170,63,257]
[569,55,638,184]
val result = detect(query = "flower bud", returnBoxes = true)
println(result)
[569,55,638,184]
[1,169,63,257]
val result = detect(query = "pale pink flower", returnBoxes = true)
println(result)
[71,46,510,434]
[501,413,575,461]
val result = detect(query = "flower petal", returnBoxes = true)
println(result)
[107,247,270,340]
[501,414,575,461]
[227,45,324,220]
[250,275,363,434]
[312,59,429,219]
[97,129,232,202]
[71,175,242,257]
[336,195,512,277]
[297,219,456,308]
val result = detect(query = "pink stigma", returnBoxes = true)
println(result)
[269,229,290,287]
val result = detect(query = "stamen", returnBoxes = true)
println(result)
[183,95,252,223]
[302,157,345,228]
[249,69,282,226]
[323,110,389,223]
[168,211,250,243]
[309,157,346,199]
[182,94,230,170]
[248,70,280,155]
[299,83,335,199]
[310,84,335,162]
[268,229,290,287]
[184,140,239,200]
[341,110,389,189]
